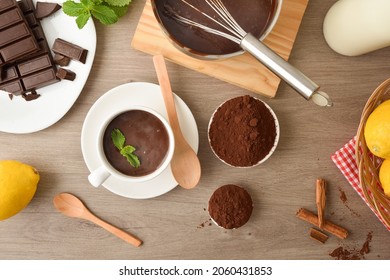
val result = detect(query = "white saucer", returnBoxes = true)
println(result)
[81,82,199,199]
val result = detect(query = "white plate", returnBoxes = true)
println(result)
[81,82,199,199]
[0,0,96,134]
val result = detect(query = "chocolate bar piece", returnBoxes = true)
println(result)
[53,53,70,66]
[0,0,58,96]
[56,68,76,81]
[35,2,61,19]
[0,0,39,68]
[22,89,40,101]
[52,38,88,64]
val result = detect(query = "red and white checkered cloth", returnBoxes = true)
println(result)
[331,137,390,231]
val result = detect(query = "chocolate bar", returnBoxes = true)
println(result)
[35,2,61,19]
[0,0,39,68]
[0,0,58,96]
[52,38,88,64]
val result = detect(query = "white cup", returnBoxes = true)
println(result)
[88,106,175,187]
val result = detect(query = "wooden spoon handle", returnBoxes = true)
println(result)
[153,55,183,138]
[84,212,143,247]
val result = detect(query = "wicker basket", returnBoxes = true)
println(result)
[356,78,390,228]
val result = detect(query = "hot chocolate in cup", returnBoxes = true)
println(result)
[208,95,280,168]
[88,106,175,187]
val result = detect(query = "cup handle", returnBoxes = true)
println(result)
[88,166,110,188]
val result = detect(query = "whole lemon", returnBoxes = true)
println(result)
[379,159,390,197]
[364,100,390,159]
[0,160,39,221]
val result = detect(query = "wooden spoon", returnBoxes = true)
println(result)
[153,55,201,189]
[53,193,142,247]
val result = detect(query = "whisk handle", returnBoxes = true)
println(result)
[241,33,320,100]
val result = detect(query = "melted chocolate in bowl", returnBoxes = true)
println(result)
[154,0,276,55]
[103,110,170,177]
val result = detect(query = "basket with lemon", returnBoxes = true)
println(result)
[356,78,390,228]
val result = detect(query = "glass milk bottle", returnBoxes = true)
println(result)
[323,0,390,56]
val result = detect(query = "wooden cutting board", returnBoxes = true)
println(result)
[131,0,309,98]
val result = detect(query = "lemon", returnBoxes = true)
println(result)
[0,160,39,221]
[379,159,390,197]
[364,100,390,159]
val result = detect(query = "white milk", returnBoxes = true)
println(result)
[323,0,390,56]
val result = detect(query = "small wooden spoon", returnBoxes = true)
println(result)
[153,55,201,189]
[53,193,142,247]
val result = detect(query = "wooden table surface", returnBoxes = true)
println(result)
[1,0,390,260]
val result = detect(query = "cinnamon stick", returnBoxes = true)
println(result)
[296,208,348,239]
[316,179,326,228]
[310,227,329,244]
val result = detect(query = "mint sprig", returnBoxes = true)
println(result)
[63,0,132,29]
[111,128,140,168]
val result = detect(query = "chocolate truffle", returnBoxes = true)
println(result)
[208,95,278,167]
[208,184,253,229]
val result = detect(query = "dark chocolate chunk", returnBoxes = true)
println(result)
[24,12,38,26]
[0,66,18,83]
[0,0,15,11]
[22,67,57,91]
[22,89,40,101]
[0,80,24,95]
[0,23,32,47]
[0,8,23,29]
[0,37,39,62]
[52,38,88,64]
[32,26,45,41]
[18,0,34,13]
[18,54,52,76]
[35,2,61,19]
[56,68,76,81]
[0,0,40,68]
[53,53,70,66]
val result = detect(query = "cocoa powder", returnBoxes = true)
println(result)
[338,186,361,217]
[208,184,253,229]
[329,231,373,260]
[209,95,277,167]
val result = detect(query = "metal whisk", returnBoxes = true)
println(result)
[171,0,333,107]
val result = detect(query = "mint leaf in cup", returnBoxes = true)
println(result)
[111,129,140,168]
[120,146,140,168]
[111,128,125,150]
